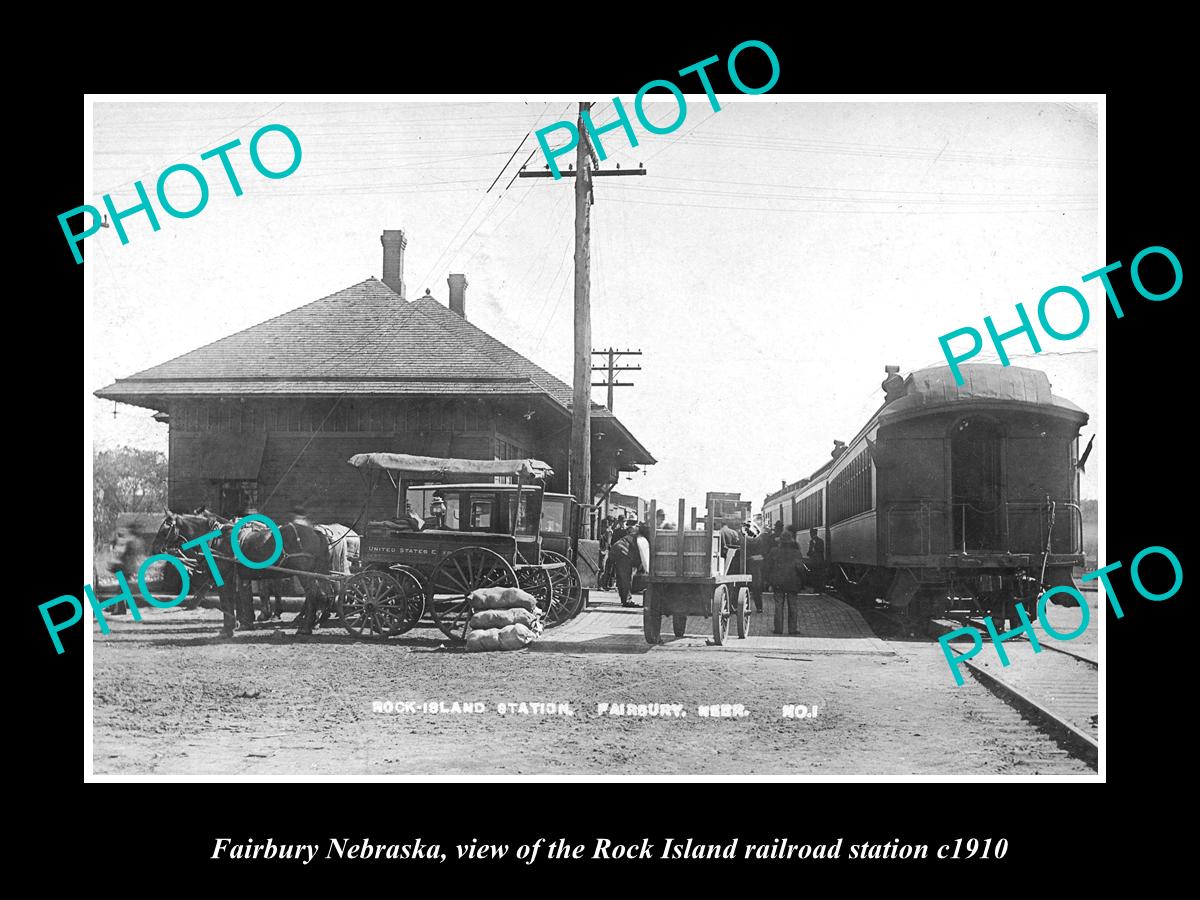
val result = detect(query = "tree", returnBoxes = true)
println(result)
[93,446,168,550]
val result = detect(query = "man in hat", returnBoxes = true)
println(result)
[745,520,767,613]
[765,527,805,634]
[807,527,826,593]
[428,492,449,530]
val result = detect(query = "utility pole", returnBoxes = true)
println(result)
[571,104,594,515]
[591,347,642,411]
[519,103,646,514]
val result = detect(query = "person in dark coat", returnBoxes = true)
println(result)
[764,527,805,635]
[603,518,629,590]
[747,525,772,613]
[597,518,614,589]
[610,523,651,607]
[807,527,826,593]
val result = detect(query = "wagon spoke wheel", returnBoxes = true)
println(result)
[517,565,556,626]
[339,570,420,639]
[428,547,517,642]
[538,551,583,626]
[375,568,424,636]
[711,584,730,645]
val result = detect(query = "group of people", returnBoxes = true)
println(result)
[724,519,827,635]
[597,510,829,634]
[598,515,652,607]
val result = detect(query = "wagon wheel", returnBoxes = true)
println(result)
[711,584,730,645]
[539,550,583,625]
[672,614,688,638]
[427,547,518,642]
[338,569,422,639]
[517,565,556,626]
[642,585,662,644]
[379,567,425,635]
[735,587,752,639]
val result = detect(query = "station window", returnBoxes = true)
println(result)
[218,479,258,518]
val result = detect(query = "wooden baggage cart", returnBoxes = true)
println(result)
[642,499,753,645]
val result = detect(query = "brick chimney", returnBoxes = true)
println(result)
[448,273,467,319]
[381,230,407,299]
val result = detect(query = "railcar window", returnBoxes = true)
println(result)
[794,490,824,531]
[829,450,873,524]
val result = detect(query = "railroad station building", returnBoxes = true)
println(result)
[95,230,656,524]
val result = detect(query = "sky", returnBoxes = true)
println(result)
[88,98,1100,510]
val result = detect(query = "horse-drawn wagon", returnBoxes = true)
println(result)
[337,453,578,641]
[153,453,582,642]
[641,499,753,645]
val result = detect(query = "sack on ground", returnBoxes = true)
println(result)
[469,607,538,630]
[469,586,538,612]
[465,627,504,652]
[497,623,538,650]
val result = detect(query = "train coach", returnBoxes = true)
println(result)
[764,363,1089,624]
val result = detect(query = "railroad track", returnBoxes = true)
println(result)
[858,609,1099,771]
[963,653,1098,771]
[1033,639,1098,667]
[832,595,1099,772]
[924,616,1098,771]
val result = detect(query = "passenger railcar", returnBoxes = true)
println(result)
[770,364,1089,622]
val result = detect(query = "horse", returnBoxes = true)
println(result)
[189,508,288,619]
[151,509,286,623]
[151,510,248,622]
[209,519,331,637]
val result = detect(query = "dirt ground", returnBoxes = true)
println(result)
[92,593,1097,776]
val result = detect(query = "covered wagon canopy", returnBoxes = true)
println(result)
[347,452,554,480]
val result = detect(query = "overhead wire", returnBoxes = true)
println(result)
[96,102,285,196]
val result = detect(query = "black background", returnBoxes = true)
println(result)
[24,22,1185,886]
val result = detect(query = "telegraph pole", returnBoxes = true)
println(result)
[519,103,647,513]
[571,104,594,513]
[591,348,643,411]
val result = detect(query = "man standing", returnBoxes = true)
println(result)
[746,521,768,613]
[598,517,614,590]
[807,527,827,593]
[765,528,805,635]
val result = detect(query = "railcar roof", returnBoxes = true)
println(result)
[879,364,1087,421]
[763,363,1088,506]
